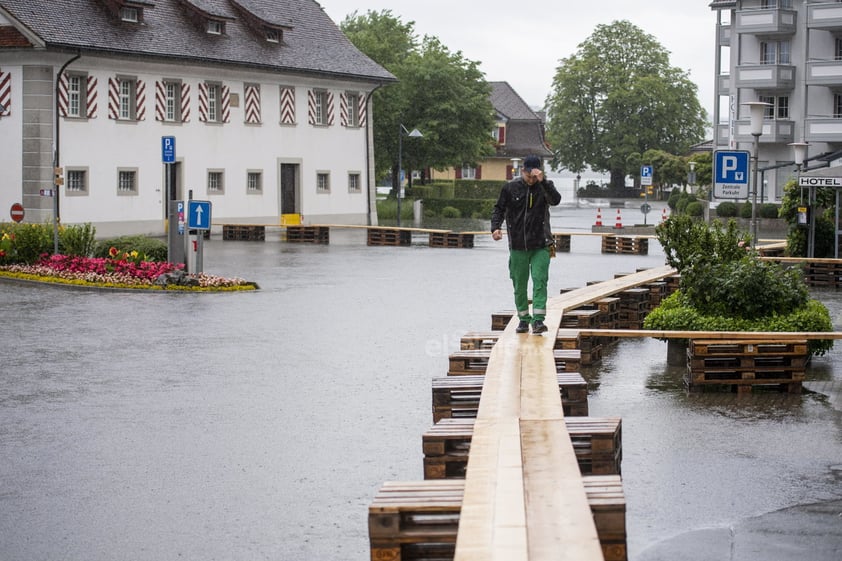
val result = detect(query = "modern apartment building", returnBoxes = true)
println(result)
[711,0,842,202]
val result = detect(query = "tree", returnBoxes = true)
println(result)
[341,10,495,188]
[545,20,707,190]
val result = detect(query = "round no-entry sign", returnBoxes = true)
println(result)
[10,203,24,223]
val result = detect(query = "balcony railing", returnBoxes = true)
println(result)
[805,118,842,142]
[807,60,842,87]
[735,8,796,36]
[719,23,731,46]
[728,119,795,144]
[718,74,731,95]
[807,3,842,31]
[735,64,795,90]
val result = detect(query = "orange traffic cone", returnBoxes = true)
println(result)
[595,208,603,227]
[661,208,668,222]
[614,209,623,229]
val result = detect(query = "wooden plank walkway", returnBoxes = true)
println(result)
[454,266,677,561]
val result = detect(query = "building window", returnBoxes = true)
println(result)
[207,83,221,122]
[117,169,137,195]
[247,171,262,193]
[66,169,88,195]
[492,125,506,144]
[346,92,360,127]
[759,95,789,119]
[208,170,224,194]
[164,81,181,122]
[348,173,361,193]
[317,172,330,193]
[760,40,790,65]
[207,20,224,35]
[835,38,842,61]
[314,90,327,125]
[265,28,280,43]
[118,78,136,120]
[461,165,477,180]
[834,94,842,118]
[120,6,139,22]
[67,74,86,118]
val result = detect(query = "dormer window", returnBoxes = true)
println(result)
[120,6,139,22]
[265,28,280,43]
[207,20,224,35]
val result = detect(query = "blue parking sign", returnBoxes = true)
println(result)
[714,150,750,199]
[162,136,176,163]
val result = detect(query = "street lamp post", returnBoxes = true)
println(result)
[743,101,770,248]
[687,161,696,192]
[789,141,811,256]
[397,123,423,227]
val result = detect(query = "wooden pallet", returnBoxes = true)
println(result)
[222,224,265,241]
[423,417,622,479]
[285,225,329,244]
[367,228,412,246]
[553,233,572,253]
[429,232,474,249]
[561,308,602,329]
[447,348,581,375]
[601,236,649,255]
[804,262,842,287]
[490,311,514,331]
[369,476,626,561]
[431,372,589,422]
[686,339,808,394]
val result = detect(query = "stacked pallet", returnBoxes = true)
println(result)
[448,348,581,375]
[686,339,808,394]
[369,476,626,561]
[222,224,265,241]
[285,225,329,244]
[367,228,412,246]
[643,281,668,309]
[601,236,649,255]
[432,372,589,422]
[616,288,651,329]
[553,233,572,252]
[803,261,842,287]
[422,417,622,480]
[429,232,474,249]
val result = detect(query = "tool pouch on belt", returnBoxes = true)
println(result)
[548,242,556,259]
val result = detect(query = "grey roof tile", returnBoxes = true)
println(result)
[0,0,395,83]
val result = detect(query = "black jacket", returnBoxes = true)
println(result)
[490,177,562,250]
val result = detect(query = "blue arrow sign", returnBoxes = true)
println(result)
[714,150,750,199]
[187,200,211,230]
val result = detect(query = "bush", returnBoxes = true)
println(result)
[441,206,461,218]
[0,222,53,264]
[656,214,750,274]
[94,235,168,262]
[59,223,97,257]
[644,292,834,356]
[759,203,780,219]
[739,202,753,219]
[685,201,704,217]
[715,201,738,217]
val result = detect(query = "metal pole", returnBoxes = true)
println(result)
[808,185,816,258]
[751,133,760,248]
[397,123,403,228]
[53,52,81,254]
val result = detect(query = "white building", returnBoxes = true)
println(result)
[711,0,842,202]
[0,0,395,236]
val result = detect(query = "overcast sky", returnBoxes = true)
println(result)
[319,0,719,123]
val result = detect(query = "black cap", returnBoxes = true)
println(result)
[523,155,542,171]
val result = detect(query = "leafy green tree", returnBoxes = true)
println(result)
[341,11,495,188]
[779,179,836,257]
[545,20,707,190]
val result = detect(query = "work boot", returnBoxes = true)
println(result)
[516,320,530,333]
[532,320,548,334]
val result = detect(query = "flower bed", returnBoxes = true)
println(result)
[0,253,257,292]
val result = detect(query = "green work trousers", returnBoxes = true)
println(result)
[508,247,550,323]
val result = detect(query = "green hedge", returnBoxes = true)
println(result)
[421,198,495,219]
[715,201,738,217]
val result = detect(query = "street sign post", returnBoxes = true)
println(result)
[162,136,176,163]
[10,203,24,223]
[640,165,653,186]
[187,200,211,230]
[714,150,750,199]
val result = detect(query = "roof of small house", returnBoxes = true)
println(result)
[0,0,395,84]
[489,81,551,159]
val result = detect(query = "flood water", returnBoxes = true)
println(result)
[1,204,841,561]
